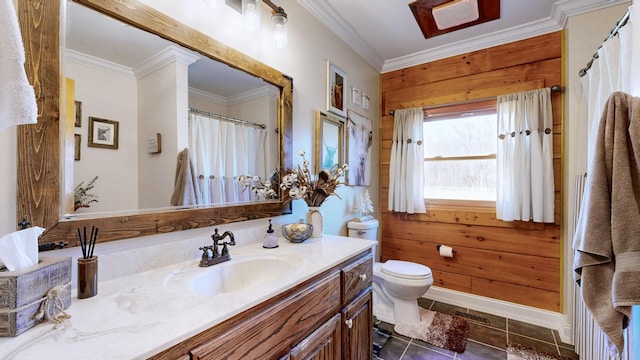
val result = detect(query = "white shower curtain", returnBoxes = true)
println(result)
[496,88,554,223]
[388,108,426,214]
[188,113,267,204]
[579,19,633,168]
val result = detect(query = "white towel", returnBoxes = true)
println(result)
[0,0,38,132]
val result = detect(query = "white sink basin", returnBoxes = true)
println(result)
[164,253,304,296]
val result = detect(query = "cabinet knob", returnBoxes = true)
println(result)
[345,319,353,329]
[359,273,367,281]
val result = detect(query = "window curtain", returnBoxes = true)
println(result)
[388,108,426,214]
[496,88,554,222]
[188,113,267,204]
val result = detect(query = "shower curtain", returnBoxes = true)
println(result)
[188,113,267,204]
[572,9,634,360]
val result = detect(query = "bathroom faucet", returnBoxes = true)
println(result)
[199,228,236,267]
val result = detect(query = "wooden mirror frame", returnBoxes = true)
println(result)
[17,0,293,248]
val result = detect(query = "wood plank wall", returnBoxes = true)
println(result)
[379,32,563,312]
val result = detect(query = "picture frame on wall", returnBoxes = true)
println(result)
[74,101,82,127]
[88,117,119,150]
[346,110,373,186]
[361,93,370,110]
[326,61,347,117]
[74,134,81,161]
[314,111,344,174]
[351,87,361,106]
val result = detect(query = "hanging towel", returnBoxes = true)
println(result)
[0,0,38,131]
[170,148,201,206]
[573,91,640,358]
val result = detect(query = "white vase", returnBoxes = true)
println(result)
[306,206,323,238]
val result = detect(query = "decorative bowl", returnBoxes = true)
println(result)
[282,223,314,243]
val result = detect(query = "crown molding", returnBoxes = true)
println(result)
[64,49,135,79]
[133,45,201,79]
[188,85,278,106]
[227,85,280,105]
[382,17,563,73]
[384,0,631,72]
[297,0,384,71]
[188,87,228,105]
[299,0,631,73]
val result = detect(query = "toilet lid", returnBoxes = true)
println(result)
[381,260,431,280]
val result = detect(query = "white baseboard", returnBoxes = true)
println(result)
[425,286,573,344]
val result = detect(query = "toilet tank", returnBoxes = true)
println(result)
[347,219,379,260]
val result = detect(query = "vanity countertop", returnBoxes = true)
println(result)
[0,235,374,360]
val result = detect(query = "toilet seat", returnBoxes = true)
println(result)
[381,260,431,280]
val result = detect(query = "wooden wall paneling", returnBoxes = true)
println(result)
[485,32,562,71]
[381,237,559,292]
[380,216,560,257]
[382,208,547,230]
[431,270,471,293]
[379,31,563,312]
[381,51,489,92]
[471,278,560,312]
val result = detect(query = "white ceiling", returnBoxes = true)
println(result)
[298,0,631,72]
[65,1,270,98]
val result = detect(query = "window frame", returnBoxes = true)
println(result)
[422,99,497,209]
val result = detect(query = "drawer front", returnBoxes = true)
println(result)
[341,252,373,306]
[190,272,341,360]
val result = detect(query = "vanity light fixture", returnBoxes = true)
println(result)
[241,0,288,47]
[271,9,287,48]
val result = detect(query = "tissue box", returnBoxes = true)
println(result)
[0,257,71,336]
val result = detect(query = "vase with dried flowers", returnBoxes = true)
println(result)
[239,151,348,238]
[280,150,348,237]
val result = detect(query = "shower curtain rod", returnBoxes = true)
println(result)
[188,108,266,129]
[578,8,631,77]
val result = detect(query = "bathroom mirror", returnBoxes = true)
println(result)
[66,1,279,212]
[16,0,293,248]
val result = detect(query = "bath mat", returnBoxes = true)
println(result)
[394,308,469,353]
[507,344,572,360]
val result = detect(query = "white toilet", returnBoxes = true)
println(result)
[347,219,433,325]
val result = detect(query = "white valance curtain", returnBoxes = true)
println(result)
[388,108,426,214]
[188,113,267,204]
[496,88,554,222]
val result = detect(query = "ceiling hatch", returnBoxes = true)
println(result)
[409,0,501,39]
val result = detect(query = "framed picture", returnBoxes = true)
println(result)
[314,111,344,174]
[326,61,347,117]
[74,101,82,127]
[361,93,370,110]
[346,110,373,186]
[88,117,119,149]
[351,87,361,106]
[74,134,81,161]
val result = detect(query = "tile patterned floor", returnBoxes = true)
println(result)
[373,298,579,360]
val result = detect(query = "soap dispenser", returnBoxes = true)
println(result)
[263,219,278,249]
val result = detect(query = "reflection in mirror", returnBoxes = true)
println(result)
[65,1,279,215]
[18,0,292,248]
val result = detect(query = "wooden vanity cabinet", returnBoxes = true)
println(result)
[340,253,373,360]
[149,250,373,360]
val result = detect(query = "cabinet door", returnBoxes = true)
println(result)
[341,290,372,360]
[290,314,341,360]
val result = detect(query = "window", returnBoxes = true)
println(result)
[423,101,497,204]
